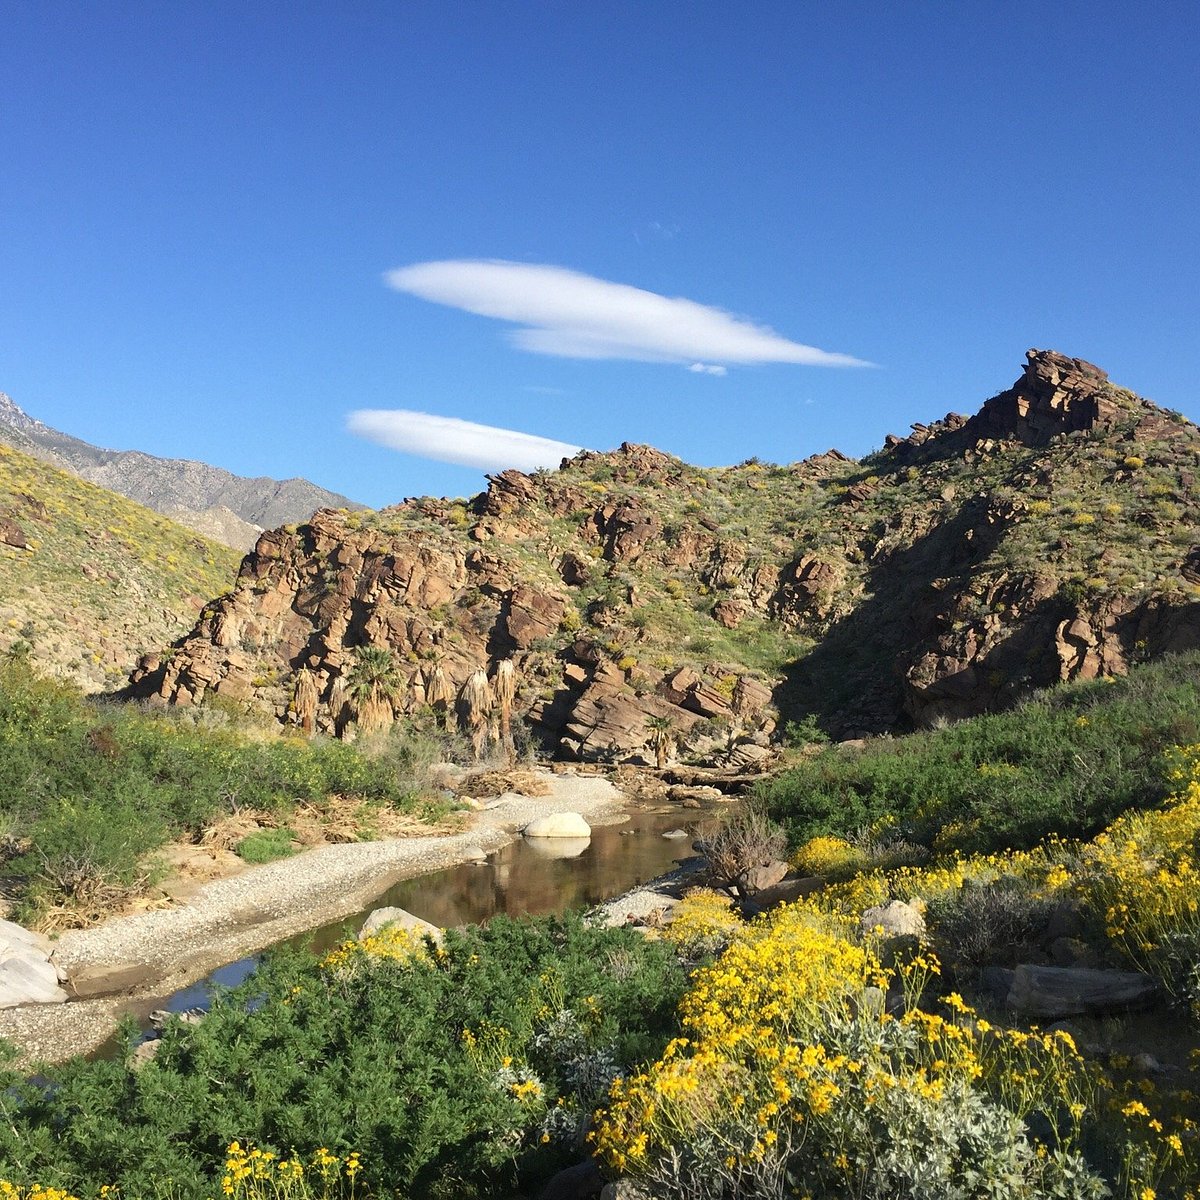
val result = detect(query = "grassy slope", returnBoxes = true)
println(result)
[757,650,1200,853]
[0,662,435,923]
[0,440,241,690]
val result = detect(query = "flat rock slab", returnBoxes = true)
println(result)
[0,921,70,1008]
[67,960,153,999]
[1007,964,1159,1019]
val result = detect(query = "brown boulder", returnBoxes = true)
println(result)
[712,597,749,628]
[504,587,565,649]
[0,517,28,550]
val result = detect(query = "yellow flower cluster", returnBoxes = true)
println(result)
[594,881,1200,1198]
[790,835,865,879]
[221,1141,362,1200]
[319,923,430,974]
[1075,744,1200,1014]
[660,888,743,955]
[592,906,888,1175]
[0,1184,84,1200]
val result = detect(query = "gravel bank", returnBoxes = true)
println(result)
[0,773,628,1067]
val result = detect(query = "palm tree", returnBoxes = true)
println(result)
[645,714,676,769]
[347,646,404,735]
[493,658,517,761]
[423,660,455,731]
[291,668,320,735]
[458,667,494,760]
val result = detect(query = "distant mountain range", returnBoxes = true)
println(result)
[0,392,362,550]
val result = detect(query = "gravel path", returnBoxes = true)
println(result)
[0,773,628,1067]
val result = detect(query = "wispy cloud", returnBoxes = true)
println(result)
[688,362,728,376]
[347,409,584,473]
[385,260,869,370]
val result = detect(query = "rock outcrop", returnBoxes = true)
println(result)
[128,351,1200,749]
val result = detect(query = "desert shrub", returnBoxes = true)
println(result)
[594,899,1198,1200]
[0,914,686,1200]
[924,877,1056,973]
[592,905,1120,1200]
[791,834,866,879]
[661,888,743,958]
[0,664,431,919]
[1073,744,1200,1015]
[701,800,787,884]
[235,827,297,864]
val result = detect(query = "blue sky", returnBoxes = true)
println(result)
[1,2,1197,509]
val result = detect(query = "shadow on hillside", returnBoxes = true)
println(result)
[774,495,1070,737]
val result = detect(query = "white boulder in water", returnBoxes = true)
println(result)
[523,812,592,838]
[524,836,592,860]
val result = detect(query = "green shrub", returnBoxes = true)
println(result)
[758,653,1200,855]
[0,914,686,1200]
[235,828,297,864]
[0,663,429,918]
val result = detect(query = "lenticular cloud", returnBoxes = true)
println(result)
[347,409,584,473]
[386,260,868,369]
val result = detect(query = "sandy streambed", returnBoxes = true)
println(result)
[0,773,630,1067]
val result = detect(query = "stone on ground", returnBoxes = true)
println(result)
[860,899,926,940]
[359,906,443,944]
[523,812,592,838]
[1006,964,1158,1019]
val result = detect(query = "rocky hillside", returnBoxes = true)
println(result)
[0,393,362,550]
[129,350,1200,762]
[0,440,241,690]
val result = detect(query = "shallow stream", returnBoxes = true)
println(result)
[143,803,711,1027]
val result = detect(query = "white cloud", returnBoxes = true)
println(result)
[385,260,869,369]
[688,362,728,376]
[347,409,584,473]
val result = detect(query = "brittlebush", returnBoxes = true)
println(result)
[1075,745,1200,1016]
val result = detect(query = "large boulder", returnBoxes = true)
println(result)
[736,860,789,896]
[860,899,926,940]
[524,813,592,838]
[1006,964,1158,1019]
[0,920,69,1008]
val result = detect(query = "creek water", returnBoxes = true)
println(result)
[144,802,715,1026]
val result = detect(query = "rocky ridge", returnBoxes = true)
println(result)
[129,351,1200,758]
[0,392,363,550]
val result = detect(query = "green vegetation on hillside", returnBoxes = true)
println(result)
[758,651,1200,853]
[0,440,241,689]
[0,663,441,923]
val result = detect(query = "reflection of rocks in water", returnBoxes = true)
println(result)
[524,836,591,860]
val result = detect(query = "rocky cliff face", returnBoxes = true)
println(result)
[0,393,362,550]
[129,351,1200,760]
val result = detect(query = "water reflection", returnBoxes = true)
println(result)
[109,804,712,1050]
[341,806,703,936]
